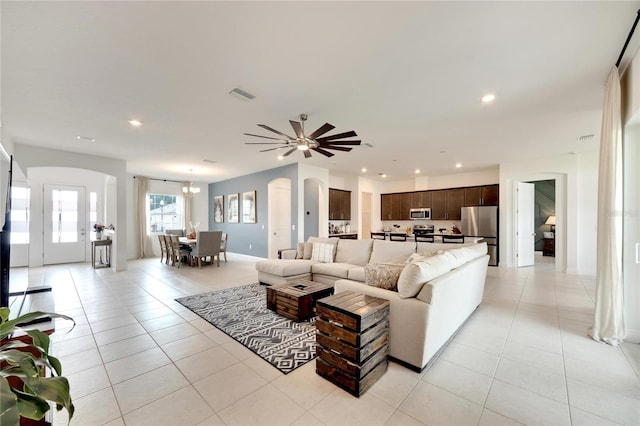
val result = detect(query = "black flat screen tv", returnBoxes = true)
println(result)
[0,153,12,308]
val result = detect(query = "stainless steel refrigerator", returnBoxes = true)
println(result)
[461,206,499,266]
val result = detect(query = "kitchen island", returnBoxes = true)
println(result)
[329,233,358,239]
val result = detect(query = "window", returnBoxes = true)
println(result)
[10,185,30,244]
[149,193,182,233]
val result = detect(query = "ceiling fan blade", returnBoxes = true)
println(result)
[307,123,335,140]
[245,142,287,145]
[257,124,295,140]
[260,146,290,152]
[316,130,357,142]
[303,149,312,158]
[311,147,335,157]
[243,133,289,141]
[289,120,304,139]
[283,147,297,157]
[320,140,361,146]
[319,145,353,152]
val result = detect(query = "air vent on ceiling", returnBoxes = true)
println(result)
[578,134,595,141]
[364,142,374,148]
[229,88,255,101]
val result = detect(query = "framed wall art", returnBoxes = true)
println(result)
[227,193,239,223]
[213,195,224,223]
[242,190,256,223]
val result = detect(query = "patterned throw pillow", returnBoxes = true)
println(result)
[311,242,335,263]
[297,242,305,259]
[364,263,403,291]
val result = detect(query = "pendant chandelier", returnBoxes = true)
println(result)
[182,169,200,198]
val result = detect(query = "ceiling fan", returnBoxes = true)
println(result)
[244,114,361,158]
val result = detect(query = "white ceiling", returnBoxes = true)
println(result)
[2,1,639,183]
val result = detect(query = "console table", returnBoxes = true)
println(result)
[91,239,112,269]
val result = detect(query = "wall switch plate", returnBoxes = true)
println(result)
[249,244,252,250]
[292,225,296,230]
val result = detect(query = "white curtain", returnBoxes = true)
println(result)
[136,176,153,258]
[182,181,192,233]
[590,66,625,346]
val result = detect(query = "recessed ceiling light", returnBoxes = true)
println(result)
[455,163,463,168]
[361,168,367,173]
[378,173,387,178]
[415,169,420,174]
[128,119,143,127]
[277,155,284,160]
[76,135,95,142]
[481,93,496,103]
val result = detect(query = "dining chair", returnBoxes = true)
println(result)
[157,234,168,263]
[168,234,192,267]
[220,232,228,262]
[442,234,465,244]
[389,232,407,241]
[191,231,223,268]
[371,232,386,240]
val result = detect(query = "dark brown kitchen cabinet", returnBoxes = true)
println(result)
[381,192,411,220]
[481,185,499,206]
[430,190,447,220]
[411,191,431,208]
[329,188,351,220]
[446,188,465,220]
[431,189,463,220]
[381,194,393,220]
[464,185,499,206]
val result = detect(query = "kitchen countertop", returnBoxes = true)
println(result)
[329,233,358,237]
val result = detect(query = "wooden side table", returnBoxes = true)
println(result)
[543,238,555,257]
[266,279,334,322]
[315,291,390,397]
[92,239,112,269]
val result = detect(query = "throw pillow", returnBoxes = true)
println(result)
[296,242,305,259]
[364,263,403,291]
[311,242,335,263]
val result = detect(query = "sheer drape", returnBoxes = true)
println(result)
[590,66,625,346]
[182,181,192,232]
[136,176,153,258]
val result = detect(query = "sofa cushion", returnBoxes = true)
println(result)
[335,239,373,266]
[369,240,416,265]
[297,242,313,259]
[347,266,365,282]
[445,243,488,268]
[312,262,355,279]
[397,253,452,299]
[311,242,335,263]
[365,263,403,291]
[255,259,314,277]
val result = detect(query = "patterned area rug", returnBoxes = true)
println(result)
[175,283,317,374]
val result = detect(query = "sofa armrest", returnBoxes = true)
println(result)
[278,248,298,259]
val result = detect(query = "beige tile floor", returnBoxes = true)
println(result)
[24,253,640,425]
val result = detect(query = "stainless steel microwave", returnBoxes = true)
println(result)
[410,208,431,220]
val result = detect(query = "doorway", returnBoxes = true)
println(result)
[43,184,86,264]
[268,178,291,259]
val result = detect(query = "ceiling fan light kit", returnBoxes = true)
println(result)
[244,114,362,159]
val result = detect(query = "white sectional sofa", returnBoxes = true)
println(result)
[255,237,489,371]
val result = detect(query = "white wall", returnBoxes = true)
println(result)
[299,164,329,239]
[427,168,499,189]
[576,151,598,275]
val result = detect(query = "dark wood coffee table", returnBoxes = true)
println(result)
[266,279,334,322]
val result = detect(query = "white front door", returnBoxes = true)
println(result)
[268,178,291,259]
[43,184,86,264]
[516,181,535,267]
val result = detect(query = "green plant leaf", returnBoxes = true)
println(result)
[25,329,51,353]
[47,354,63,377]
[0,311,74,340]
[12,387,50,420]
[0,308,10,323]
[0,349,40,383]
[31,377,74,420]
[0,376,20,426]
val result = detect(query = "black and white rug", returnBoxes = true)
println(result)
[175,283,317,374]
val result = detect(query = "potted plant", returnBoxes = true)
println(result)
[1,309,75,425]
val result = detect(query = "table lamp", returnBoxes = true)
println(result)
[545,215,556,234]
